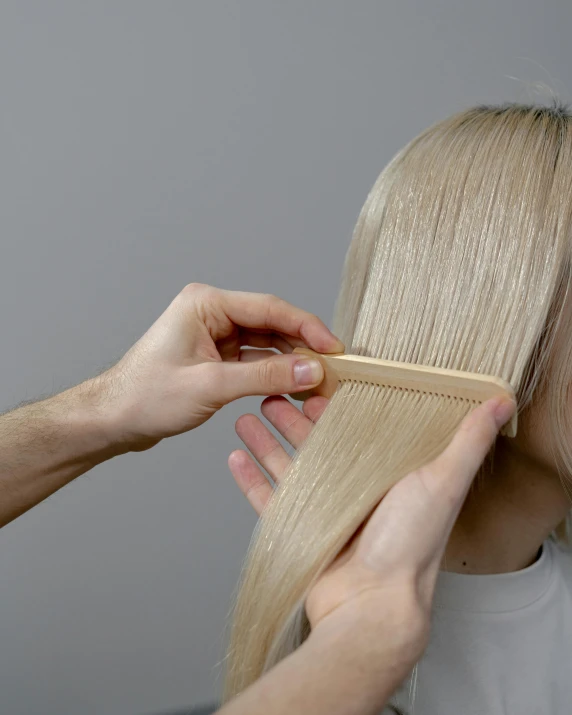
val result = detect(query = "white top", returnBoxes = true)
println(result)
[384,538,572,714]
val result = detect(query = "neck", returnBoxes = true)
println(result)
[440,437,571,575]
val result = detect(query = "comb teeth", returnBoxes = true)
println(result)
[291,347,517,438]
[340,378,480,401]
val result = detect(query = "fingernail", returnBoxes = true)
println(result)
[493,398,516,429]
[294,359,323,386]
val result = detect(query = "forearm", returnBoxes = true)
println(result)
[219,610,412,715]
[0,376,119,527]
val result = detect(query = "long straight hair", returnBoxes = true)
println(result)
[223,103,572,701]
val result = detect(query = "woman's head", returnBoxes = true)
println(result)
[335,101,572,498]
[336,103,572,393]
[224,102,572,700]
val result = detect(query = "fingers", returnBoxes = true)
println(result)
[228,449,273,516]
[215,330,296,363]
[236,395,328,458]
[192,284,345,353]
[232,396,329,495]
[238,330,296,354]
[238,329,312,352]
[260,396,318,449]
[354,396,517,577]
[218,331,313,364]
[236,349,335,367]
[302,395,329,423]
[238,349,280,363]
[235,413,292,483]
[236,395,329,456]
[199,353,326,405]
[417,396,516,511]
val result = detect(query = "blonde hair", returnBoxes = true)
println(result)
[223,103,572,701]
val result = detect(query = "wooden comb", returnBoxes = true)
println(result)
[290,347,518,438]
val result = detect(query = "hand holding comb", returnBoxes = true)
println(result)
[290,347,518,438]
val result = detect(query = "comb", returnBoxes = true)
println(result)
[291,347,517,437]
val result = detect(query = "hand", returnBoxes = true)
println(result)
[229,393,516,667]
[95,283,344,452]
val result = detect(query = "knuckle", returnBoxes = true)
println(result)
[181,282,211,299]
[256,358,277,387]
[179,283,219,320]
[255,358,286,392]
[262,293,279,319]
[245,482,267,506]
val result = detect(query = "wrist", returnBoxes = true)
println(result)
[307,591,428,709]
[225,600,421,715]
[57,374,130,463]
[80,367,164,454]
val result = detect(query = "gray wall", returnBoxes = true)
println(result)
[0,2,570,713]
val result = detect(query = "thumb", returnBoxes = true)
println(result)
[354,396,516,576]
[202,354,325,406]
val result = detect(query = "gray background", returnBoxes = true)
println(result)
[0,1,570,713]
